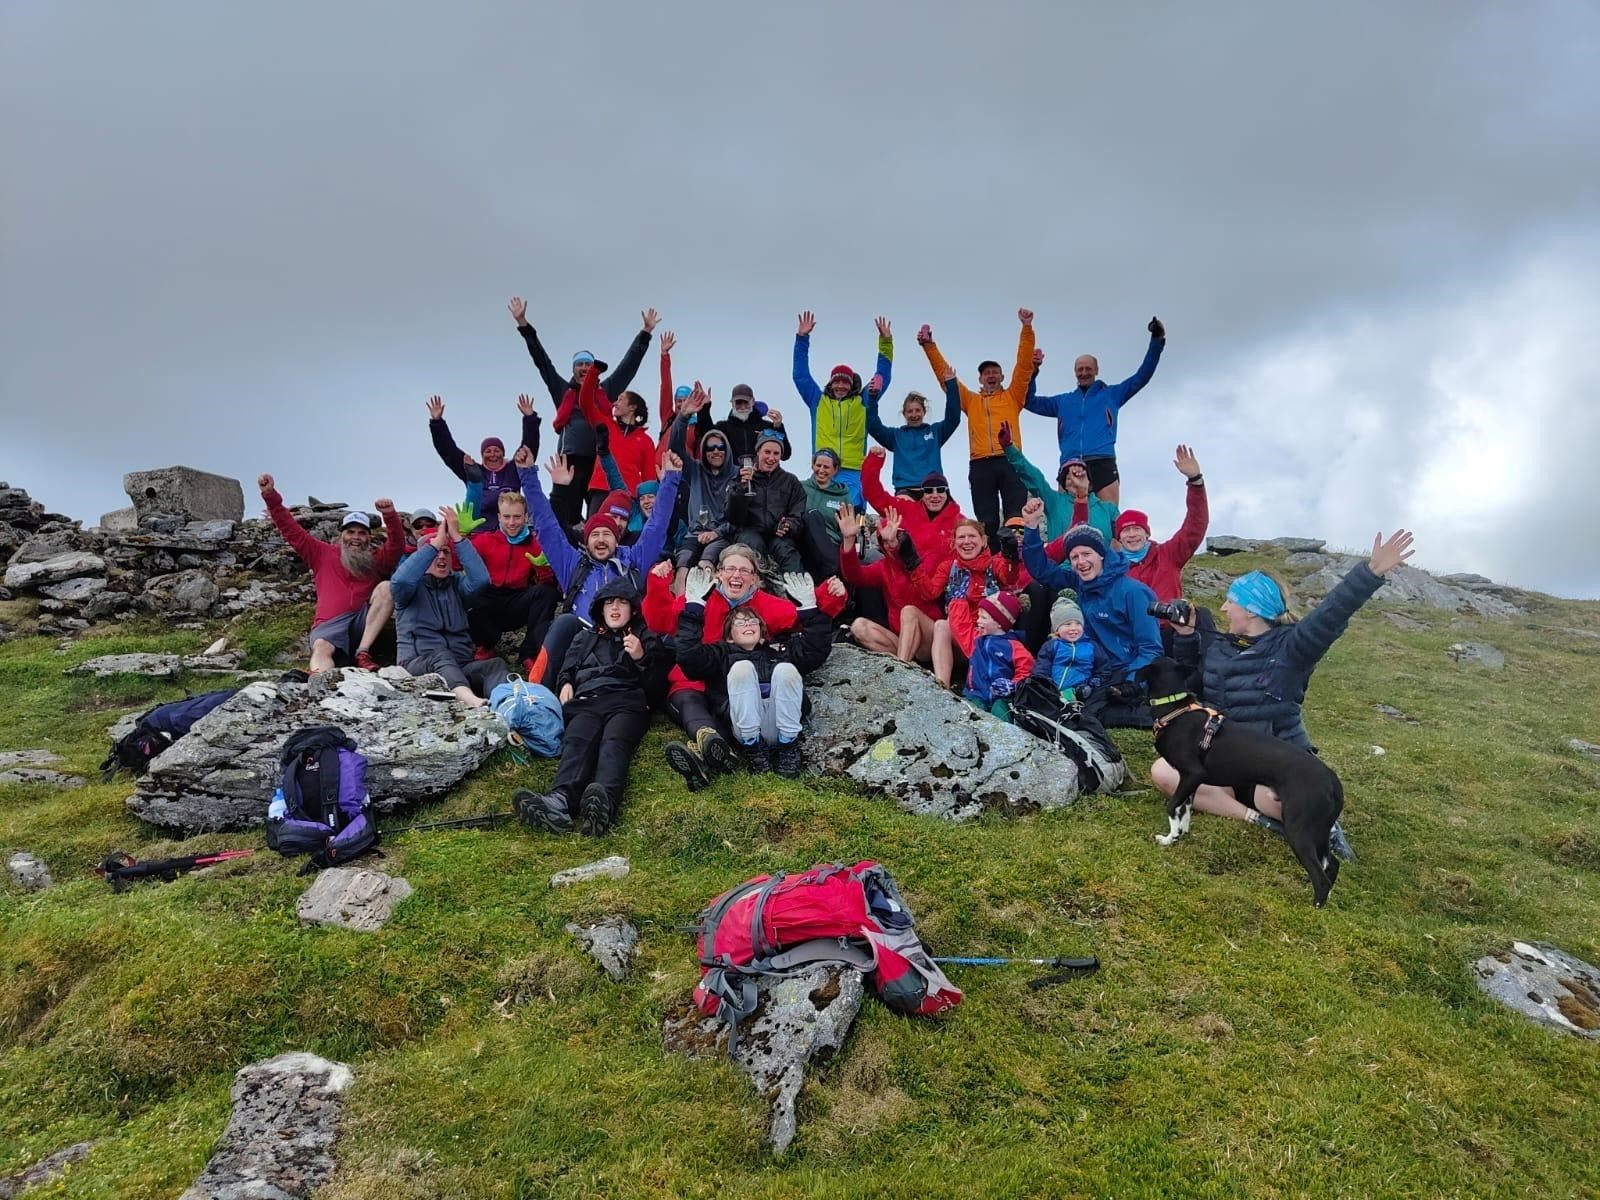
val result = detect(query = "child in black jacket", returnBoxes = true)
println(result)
[514,577,666,836]
[673,568,832,777]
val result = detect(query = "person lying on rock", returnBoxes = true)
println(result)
[391,504,507,708]
[259,473,405,673]
[672,567,833,778]
[425,394,540,533]
[513,578,666,837]
[1152,530,1417,861]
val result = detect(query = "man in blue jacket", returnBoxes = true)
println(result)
[1024,317,1165,504]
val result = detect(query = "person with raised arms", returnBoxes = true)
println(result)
[866,367,963,496]
[425,394,541,533]
[997,420,1119,545]
[792,310,893,504]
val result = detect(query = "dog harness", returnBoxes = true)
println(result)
[1150,696,1226,751]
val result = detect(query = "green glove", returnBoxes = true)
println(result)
[524,550,549,568]
[450,501,485,535]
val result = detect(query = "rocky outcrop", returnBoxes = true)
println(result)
[126,668,505,833]
[1299,554,1523,617]
[297,868,413,931]
[179,1053,352,1200]
[66,650,245,679]
[566,917,639,982]
[1473,943,1600,1040]
[801,646,1079,822]
[663,965,864,1154]
[0,482,75,575]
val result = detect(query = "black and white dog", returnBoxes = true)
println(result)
[1144,657,1344,907]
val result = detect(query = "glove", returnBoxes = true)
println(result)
[1000,532,1021,563]
[450,502,485,535]
[781,571,817,609]
[593,422,611,457]
[1073,683,1093,702]
[523,550,549,569]
[991,677,1016,698]
[684,563,715,604]
[997,421,1013,451]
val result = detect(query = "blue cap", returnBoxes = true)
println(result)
[674,385,692,401]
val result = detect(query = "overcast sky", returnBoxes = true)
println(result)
[4,2,1596,596]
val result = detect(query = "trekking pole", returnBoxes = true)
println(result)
[933,955,1100,970]
[96,849,256,892]
[383,811,512,836]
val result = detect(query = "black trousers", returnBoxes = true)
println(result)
[798,511,842,582]
[968,454,1028,544]
[467,584,559,661]
[667,687,722,740]
[736,527,805,574]
[549,453,597,528]
[552,690,650,808]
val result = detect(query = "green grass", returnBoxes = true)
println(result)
[3,570,1600,1198]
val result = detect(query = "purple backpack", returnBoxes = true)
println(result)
[265,726,376,866]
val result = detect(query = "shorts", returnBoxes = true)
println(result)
[1083,455,1119,492]
[309,607,368,664]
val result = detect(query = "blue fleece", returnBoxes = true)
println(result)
[1020,528,1162,676]
[866,377,963,490]
[1023,335,1164,462]
[964,631,1028,704]
[1032,636,1097,696]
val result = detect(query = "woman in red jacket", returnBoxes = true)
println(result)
[573,361,657,511]
[860,445,963,567]
[837,505,943,663]
[922,517,1030,688]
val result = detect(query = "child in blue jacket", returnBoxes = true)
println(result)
[1031,594,1097,702]
[964,591,1034,722]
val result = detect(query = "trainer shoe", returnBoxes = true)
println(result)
[774,738,804,779]
[512,788,573,834]
[1329,821,1356,863]
[695,727,736,777]
[353,650,379,671]
[1244,809,1287,839]
[579,782,614,837]
[743,741,772,775]
[664,741,710,791]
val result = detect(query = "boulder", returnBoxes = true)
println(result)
[1205,536,1261,555]
[68,652,182,679]
[126,668,505,833]
[1184,566,1234,596]
[99,506,138,533]
[39,575,107,603]
[1568,738,1600,761]
[1472,943,1600,1040]
[297,868,413,931]
[125,466,244,524]
[1447,642,1505,671]
[663,965,864,1154]
[140,569,220,615]
[3,550,106,590]
[566,917,640,982]
[551,856,630,887]
[1299,555,1522,617]
[1267,537,1326,553]
[0,749,61,767]
[6,852,53,891]
[801,647,1078,822]
[178,1052,352,1199]
[0,1140,97,1198]
[1283,552,1326,569]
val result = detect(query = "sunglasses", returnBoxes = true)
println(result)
[704,444,728,453]
[922,485,949,496]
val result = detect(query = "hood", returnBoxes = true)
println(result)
[804,476,849,498]
[588,575,641,628]
[696,431,735,478]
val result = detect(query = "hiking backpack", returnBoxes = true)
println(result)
[693,860,962,1049]
[488,675,564,758]
[1011,675,1128,793]
[264,725,377,865]
[100,688,239,781]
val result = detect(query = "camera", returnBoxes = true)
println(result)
[1148,598,1192,624]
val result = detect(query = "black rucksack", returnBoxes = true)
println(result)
[1011,675,1128,793]
[100,689,239,781]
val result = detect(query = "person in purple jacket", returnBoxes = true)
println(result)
[426,394,540,532]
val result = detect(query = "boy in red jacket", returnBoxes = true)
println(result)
[465,490,560,676]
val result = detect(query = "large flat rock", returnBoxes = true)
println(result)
[297,868,413,931]
[3,550,105,590]
[125,466,245,523]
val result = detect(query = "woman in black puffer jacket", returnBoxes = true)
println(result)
[1152,530,1415,857]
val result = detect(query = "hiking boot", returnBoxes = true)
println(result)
[774,738,804,779]
[473,646,497,662]
[579,782,614,837]
[353,650,379,671]
[694,727,736,777]
[743,741,772,775]
[512,788,573,834]
[1245,809,1287,840]
[833,624,856,645]
[665,741,710,791]
[1329,821,1356,863]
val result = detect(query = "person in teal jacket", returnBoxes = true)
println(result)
[866,370,963,494]
[997,421,1118,544]
[792,310,892,505]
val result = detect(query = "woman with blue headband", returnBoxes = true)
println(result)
[1151,529,1416,858]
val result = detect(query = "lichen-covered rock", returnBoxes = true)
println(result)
[6,852,54,891]
[68,652,183,679]
[801,646,1078,822]
[3,550,106,590]
[0,1140,96,1198]
[126,668,505,833]
[663,965,864,1154]
[1447,642,1506,670]
[551,856,630,887]
[178,1052,351,1199]
[1473,942,1600,1040]
[297,868,413,931]
[566,917,640,981]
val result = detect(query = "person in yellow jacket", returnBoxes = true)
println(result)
[918,308,1036,544]
[793,310,893,505]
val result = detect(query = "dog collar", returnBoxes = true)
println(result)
[1148,692,1190,707]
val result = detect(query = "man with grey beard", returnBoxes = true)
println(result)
[260,473,406,673]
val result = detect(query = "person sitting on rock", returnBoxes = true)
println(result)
[259,473,405,673]
[860,444,965,568]
[998,421,1118,546]
[726,430,808,575]
[922,516,1030,690]
[1031,594,1097,702]
[963,591,1033,722]
[391,505,507,707]
[426,394,540,533]
[666,386,738,587]
[513,578,666,837]
[799,447,852,583]
[515,445,682,690]
[837,504,939,664]
[465,489,559,679]
[673,567,833,777]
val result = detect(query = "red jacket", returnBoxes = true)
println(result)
[657,350,696,469]
[574,363,657,492]
[916,546,1029,657]
[861,452,963,566]
[839,541,940,633]
[265,491,405,626]
[1044,480,1208,603]
[468,528,556,591]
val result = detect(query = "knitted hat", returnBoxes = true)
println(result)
[828,364,855,386]
[730,383,756,403]
[674,384,692,401]
[1050,594,1084,629]
[480,436,505,455]
[340,511,372,529]
[920,471,949,490]
[637,480,660,496]
[754,429,786,450]
[978,591,1024,630]
[1114,510,1151,537]
[599,489,632,523]
[1061,524,1107,559]
[582,512,622,543]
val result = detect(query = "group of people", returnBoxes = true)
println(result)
[257,299,1416,853]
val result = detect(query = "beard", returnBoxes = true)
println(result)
[341,542,377,580]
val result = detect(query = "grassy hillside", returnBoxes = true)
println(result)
[3,555,1599,1199]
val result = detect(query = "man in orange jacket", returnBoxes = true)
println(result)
[918,308,1036,546]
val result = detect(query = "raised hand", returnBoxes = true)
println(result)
[659,330,676,355]
[1368,529,1415,576]
[797,310,817,337]
[622,632,644,661]
[874,316,891,338]
[686,381,710,413]
[782,571,818,609]
[836,503,861,542]
[257,473,275,493]
[937,363,956,385]
[867,373,884,398]
[373,497,395,515]
[684,563,715,604]
[1173,444,1201,480]
[513,444,533,468]
[517,393,535,417]
[1149,315,1166,340]
[916,324,933,346]
[662,450,683,474]
[449,501,484,535]
[867,445,887,460]
[881,506,902,544]
[650,560,673,580]
[508,297,528,326]
[593,422,610,457]
[545,454,575,486]
[461,452,477,469]
[641,307,661,333]
[1018,308,1034,327]
[824,576,847,598]
[426,395,445,420]
[1021,497,1045,529]
[765,408,784,427]
[997,421,1013,451]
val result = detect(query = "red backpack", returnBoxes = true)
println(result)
[693,860,962,1048]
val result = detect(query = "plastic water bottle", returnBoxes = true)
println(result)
[267,788,287,822]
